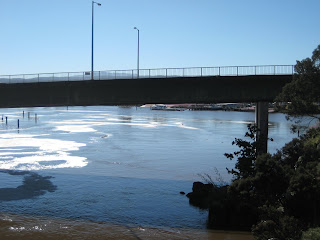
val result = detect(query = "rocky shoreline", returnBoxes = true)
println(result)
[186,181,257,231]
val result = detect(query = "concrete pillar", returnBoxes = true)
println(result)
[255,102,269,154]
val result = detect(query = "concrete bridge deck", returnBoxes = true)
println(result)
[0,75,292,108]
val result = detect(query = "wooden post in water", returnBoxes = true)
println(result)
[35,113,37,123]
[255,102,269,154]
[5,117,7,125]
[18,119,19,129]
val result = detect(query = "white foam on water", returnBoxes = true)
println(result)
[54,119,189,129]
[60,110,109,113]
[172,122,199,130]
[0,148,25,151]
[48,113,200,133]
[1,216,13,222]
[0,156,14,159]
[105,117,125,121]
[211,120,254,124]
[0,151,35,156]
[84,115,106,119]
[89,138,99,144]
[0,133,41,138]
[0,137,84,152]
[51,121,160,130]
[55,125,97,133]
[0,154,87,171]
[9,226,26,232]
[0,134,87,170]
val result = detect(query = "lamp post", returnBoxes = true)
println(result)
[92,1,101,80]
[134,27,139,78]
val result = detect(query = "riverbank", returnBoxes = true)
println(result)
[142,103,277,112]
[0,213,254,240]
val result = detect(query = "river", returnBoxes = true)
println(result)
[0,106,300,239]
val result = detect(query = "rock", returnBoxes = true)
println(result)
[180,191,185,195]
[186,181,256,230]
[192,181,214,194]
[186,181,215,209]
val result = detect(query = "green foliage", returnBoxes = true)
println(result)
[276,44,320,119]
[225,124,257,179]
[302,228,320,240]
[252,205,302,240]
[225,125,320,238]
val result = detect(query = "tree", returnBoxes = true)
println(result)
[276,45,320,120]
[225,125,320,239]
[224,124,257,179]
[302,228,320,240]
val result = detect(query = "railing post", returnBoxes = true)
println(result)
[166,68,168,78]
[115,71,117,79]
[201,67,202,77]
[68,73,70,82]
[99,71,100,80]
[219,67,220,76]
[237,67,238,76]
[83,72,85,81]
[23,75,25,83]
[132,70,134,79]
[38,74,40,83]
[149,69,151,78]
[274,65,276,75]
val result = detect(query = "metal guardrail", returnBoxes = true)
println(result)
[0,65,294,84]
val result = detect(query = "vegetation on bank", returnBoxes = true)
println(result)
[231,125,320,239]
[187,44,320,239]
[276,44,320,120]
[302,228,320,240]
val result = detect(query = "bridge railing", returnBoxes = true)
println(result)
[0,65,294,84]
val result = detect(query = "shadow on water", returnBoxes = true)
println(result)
[0,170,57,201]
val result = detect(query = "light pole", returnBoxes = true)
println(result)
[134,27,139,78]
[92,1,101,80]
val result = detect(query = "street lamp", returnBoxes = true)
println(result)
[92,1,101,80]
[134,27,139,78]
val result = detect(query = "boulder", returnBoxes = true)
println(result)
[186,181,214,209]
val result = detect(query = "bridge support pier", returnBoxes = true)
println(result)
[255,102,269,154]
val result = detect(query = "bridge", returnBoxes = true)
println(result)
[0,65,294,153]
[0,65,294,106]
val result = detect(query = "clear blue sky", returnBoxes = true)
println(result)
[1,0,319,75]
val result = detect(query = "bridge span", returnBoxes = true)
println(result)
[0,65,293,107]
[0,74,292,108]
[0,65,294,153]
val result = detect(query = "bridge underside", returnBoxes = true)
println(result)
[0,75,292,108]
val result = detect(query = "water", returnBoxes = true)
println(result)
[0,106,300,239]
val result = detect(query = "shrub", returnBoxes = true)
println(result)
[302,228,320,240]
